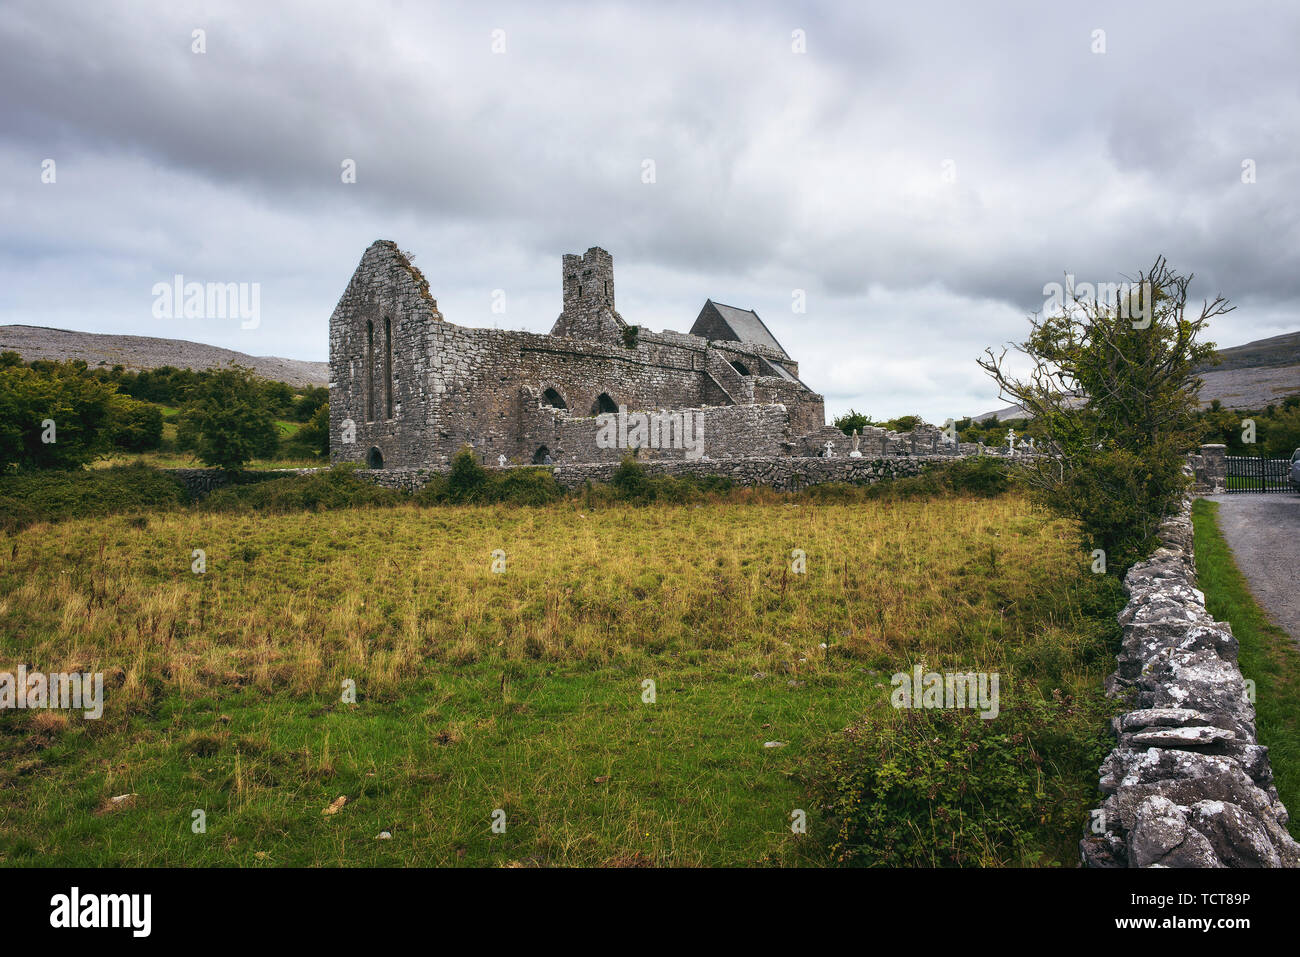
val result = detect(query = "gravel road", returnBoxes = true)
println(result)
[1205,493,1300,642]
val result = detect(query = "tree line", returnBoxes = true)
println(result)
[0,353,329,471]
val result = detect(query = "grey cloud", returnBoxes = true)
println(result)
[1,0,1297,422]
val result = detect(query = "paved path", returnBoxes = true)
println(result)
[1205,494,1300,642]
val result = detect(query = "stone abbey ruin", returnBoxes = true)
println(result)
[328,240,966,471]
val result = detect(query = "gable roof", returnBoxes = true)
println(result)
[689,300,790,358]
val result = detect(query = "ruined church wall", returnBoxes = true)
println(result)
[328,241,441,470]
[546,404,791,464]
[329,243,830,469]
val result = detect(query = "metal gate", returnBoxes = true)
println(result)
[1225,454,1293,493]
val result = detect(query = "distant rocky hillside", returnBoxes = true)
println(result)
[976,330,1300,421]
[0,325,328,388]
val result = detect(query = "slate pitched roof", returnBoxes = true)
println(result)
[689,300,790,359]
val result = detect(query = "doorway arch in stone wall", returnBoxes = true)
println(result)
[730,359,751,376]
[591,393,618,415]
[532,445,552,465]
[366,446,384,469]
[542,388,567,410]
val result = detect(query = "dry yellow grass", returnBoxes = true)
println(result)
[2,494,1081,713]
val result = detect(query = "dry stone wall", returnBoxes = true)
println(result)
[1080,501,1300,868]
[343,455,948,494]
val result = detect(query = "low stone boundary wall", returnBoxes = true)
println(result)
[1080,500,1299,867]
[166,468,317,498]
[166,456,964,498]
[167,455,970,498]
[544,455,952,490]
[355,455,957,493]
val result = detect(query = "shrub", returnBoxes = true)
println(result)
[610,456,651,500]
[201,464,407,514]
[806,458,1010,503]
[805,692,1115,867]
[415,449,564,506]
[445,447,490,501]
[1046,444,1186,570]
[107,394,164,452]
[177,366,280,469]
[489,468,566,505]
[289,402,330,458]
[593,456,734,505]
[832,409,873,436]
[0,361,119,470]
[980,256,1225,573]
[941,455,1012,496]
[292,386,329,422]
[0,465,187,532]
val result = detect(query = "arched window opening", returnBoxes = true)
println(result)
[591,393,618,415]
[730,360,751,377]
[365,320,375,422]
[384,318,393,419]
[366,446,384,469]
[532,446,552,465]
[542,388,567,410]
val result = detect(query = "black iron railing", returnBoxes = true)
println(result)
[1225,455,1292,493]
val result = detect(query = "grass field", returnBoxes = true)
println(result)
[1192,499,1300,839]
[0,492,1121,866]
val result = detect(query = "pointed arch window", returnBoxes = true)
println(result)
[365,320,375,422]
[384,317,393,419]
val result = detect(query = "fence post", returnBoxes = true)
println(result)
[1200,444,1227,494]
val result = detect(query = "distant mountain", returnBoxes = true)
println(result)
[0,325,328,388]
[975,330,1300,420]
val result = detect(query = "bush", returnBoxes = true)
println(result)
[1043,443,1186,570]
[980,256,1225,574]
[800,458,1011,504]
[201,464,407,514]
[288,402,329,458]
[177,366,280,469]
[587,456,733,505]
[0,361,119,470]
[414,449,565,505]
[0,465,187,532]
[107,394,164,452]
[940,455,1013,496]
[832,409,873,436]
[291,386,329,422]
[805,692,1115,867]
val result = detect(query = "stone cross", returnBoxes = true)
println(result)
[497,454,507,467]
[823,440,835,458]
[849,429,862,458]
[1006,428,1016,456]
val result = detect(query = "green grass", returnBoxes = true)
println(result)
[0,493,1122,867]
[1192,498,1300,839]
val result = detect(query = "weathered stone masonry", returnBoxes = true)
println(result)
[328,241,831,469]
[1080,500,1299,868]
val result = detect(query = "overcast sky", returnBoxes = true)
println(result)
[2,0,1297,422]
